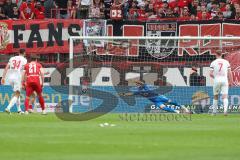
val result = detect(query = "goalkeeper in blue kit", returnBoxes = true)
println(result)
[120,81,190,114]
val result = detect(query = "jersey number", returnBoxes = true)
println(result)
[29,63,37,74]
[12,60,21,69]
[218,63,223,72]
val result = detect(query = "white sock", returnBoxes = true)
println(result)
[7,96,18,111]
[16,97,22,112]
[213,99,218,113]
[223,98,229,113]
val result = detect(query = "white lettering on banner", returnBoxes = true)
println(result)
[164,68,187,86]
[91,67,120,86]
[230,95,240,106]
[67,68,84,85]
[125,72,140,81]
[218,95,240,106]
[71,95,90,106]
[143,73,158,85]
[80,95,91,106]
[43,68,61,86]
[183,68,196,86]
[0,68,61,86]
[2,67,216,86]
[202,67,212,86]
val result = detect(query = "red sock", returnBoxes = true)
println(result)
[39,95,45,110]
[25,98,29,111]
[29,105,33,110]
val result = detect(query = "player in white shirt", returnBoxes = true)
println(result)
[209,50,233,116]
[1,49,27,114]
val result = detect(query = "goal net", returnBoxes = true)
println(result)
[68,36,240,114]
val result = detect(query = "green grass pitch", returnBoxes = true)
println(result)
[0,113,239,160]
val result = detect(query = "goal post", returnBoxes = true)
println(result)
[68,36,240,114]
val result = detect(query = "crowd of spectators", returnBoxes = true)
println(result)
[0,0,239,20]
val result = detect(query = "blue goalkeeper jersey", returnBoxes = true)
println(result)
[133,84,169,104]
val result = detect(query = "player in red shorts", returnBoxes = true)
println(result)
[22,55,46,115]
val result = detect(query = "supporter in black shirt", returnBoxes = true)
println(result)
[44,0,57,18]
[188,0,199,16]
[103,0,113,19]
[55,0,68,18]
[9,6,20,19]
[4,0,17,19]
[0,0,4,8]
[0,6,6,19]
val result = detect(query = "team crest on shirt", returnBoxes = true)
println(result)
[0,22,10,50]
[145,23,177,59]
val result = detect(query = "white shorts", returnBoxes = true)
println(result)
[5,77,21,92]
[213,81,228,95]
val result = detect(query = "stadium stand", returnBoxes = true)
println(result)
[0,0,239,20]
[0,0,240,69]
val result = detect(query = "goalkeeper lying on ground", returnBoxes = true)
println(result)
[120,80,191,114]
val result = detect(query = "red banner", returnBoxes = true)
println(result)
[0,19,83,54]
[1,19,240,56]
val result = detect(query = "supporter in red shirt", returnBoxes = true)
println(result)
[153,0,163,12]
[197,5,210,19]
[196,5,201,13]
[199,11,211,20]
[217,12,224,19]
[235,7,240,19]
[166,8,175,18]
[219,0,226,12]
[173,6,180,17]
[169,0,179,9]
[209,1,220,19]
[20,0,35,19]
[145,3,155,18]
[138,5,146,20]
[157,7,166,18]
[67,0,76,18]
[230,0,240,4]
[162,1,169,11]
[178,0,191,9]
[128,1,139,20]
[190,13,198,20]
[34,1,45,19]
[179,6,190,20]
